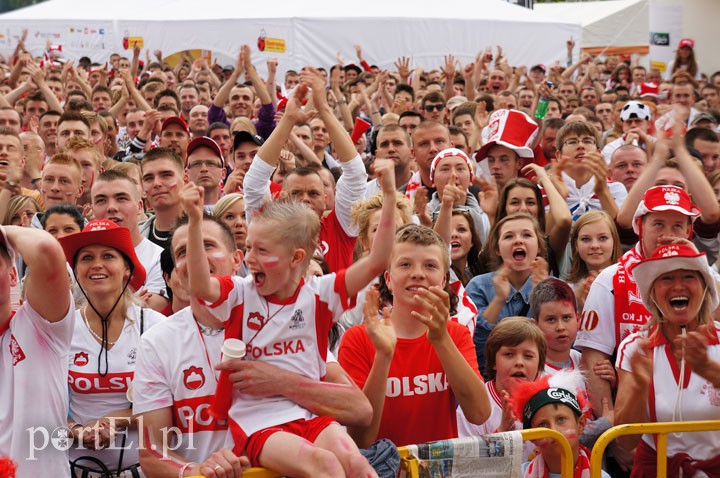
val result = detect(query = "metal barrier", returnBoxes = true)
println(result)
[205,428,574,477]
[590,420,720,478]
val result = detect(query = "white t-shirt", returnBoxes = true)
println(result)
[562,172,627,222]
[544,349,582,377]
[0,297,75,478]
[68,305,164,470]
[575,263,618,356]
[135,237,165,296]
[204,272,352,436]
[132,307,233,463]
[617,323,720,460]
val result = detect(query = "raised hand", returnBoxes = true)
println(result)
[363,286,396,357]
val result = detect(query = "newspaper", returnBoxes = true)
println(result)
[405,432,524,478]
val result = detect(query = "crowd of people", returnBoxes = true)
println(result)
[0,27,720,478]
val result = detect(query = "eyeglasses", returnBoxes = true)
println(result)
[563,138,596,148]
[187,160,223,169]
[423,104,445,112]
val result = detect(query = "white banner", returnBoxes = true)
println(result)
[648,2,682,77]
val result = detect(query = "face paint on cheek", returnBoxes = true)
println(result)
[167,182,178,189]
[208,251,227,261]
[261,256,280,267]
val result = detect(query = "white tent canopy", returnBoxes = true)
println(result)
[535,0,648,55]
[0,0,581,74]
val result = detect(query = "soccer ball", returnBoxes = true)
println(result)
[620,101,650,121]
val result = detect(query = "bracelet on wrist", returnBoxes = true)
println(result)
[178,462,197,478]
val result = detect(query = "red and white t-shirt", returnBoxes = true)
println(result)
[205,272,353,437]
[617,323,720,460]
[243,154,366,273]
[0,297,74,478]
[68,305,165,470]
[339,320,480,446]
[133,307,233,463]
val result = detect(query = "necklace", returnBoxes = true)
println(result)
[81,307,117,346]
[196,319,224,336]
[150,219,170,242]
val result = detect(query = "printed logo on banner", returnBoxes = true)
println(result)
[650,32,670,46]
[257,29,286,53]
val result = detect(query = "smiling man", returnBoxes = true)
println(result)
[140,148,187,249]
[91,170,168,311]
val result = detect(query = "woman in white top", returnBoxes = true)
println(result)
[59,219,165,477]
[615,241,720,477]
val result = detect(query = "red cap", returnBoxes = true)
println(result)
[678,38,694,49]
[632,185,701,234]
[186,136,224,165]
[58,219,147,291]
[161,116,189,134]
[638,82,659,98]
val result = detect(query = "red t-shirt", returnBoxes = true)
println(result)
[338,321,481,446]
[318,209,357,273]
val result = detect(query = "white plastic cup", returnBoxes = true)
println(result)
[222,339,246,362]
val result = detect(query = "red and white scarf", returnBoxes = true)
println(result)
[524,444,591,478]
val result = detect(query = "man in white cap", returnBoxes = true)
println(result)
[578,185,700,419]
[601,100,654,164]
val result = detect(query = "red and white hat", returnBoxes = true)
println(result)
[59,219,147,291]
[474,109,539,162]
[638,82,659,99]
[632,185,701,235]
[629,243,718,316]
[678,38,695,49]
[429,148,474,184]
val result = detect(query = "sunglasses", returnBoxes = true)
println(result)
[423,104,445,112]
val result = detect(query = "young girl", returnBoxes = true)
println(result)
[467,213,548,374]
[494,170,572,278]
[456,317,545,447]
[566,211,621,311]
[449,210,484,286]
[339,224,490,448]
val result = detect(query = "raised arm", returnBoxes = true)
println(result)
[6,226,70,322]
[212,51,243,109]
[26,62,63,113]
[242,45,272,106]
[179,182,221,303]
[344,159,396,298]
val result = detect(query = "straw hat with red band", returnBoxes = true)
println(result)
[473,109,539,163]
[632,185,701,236]
[429,148,474,184]
[629,243,718,317]
[58,219,146,291]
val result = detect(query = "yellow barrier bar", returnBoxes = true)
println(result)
[521,428,574,477]
[590,420,720,478]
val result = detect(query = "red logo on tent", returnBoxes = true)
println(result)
[74,352,89,367]
[247,312,267,331]
[183,366,205,390]
[9,335,25,366]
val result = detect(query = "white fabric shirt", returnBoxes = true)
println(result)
[0,296,75,478]
[575,263,619,356]
[132,307,233,463]
[68,305,164,470]
[203,272,352,436]
[562,171,627,222]
[135,237,165,295]
[617,323,720,460]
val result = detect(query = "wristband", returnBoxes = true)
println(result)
[178,462,197,478]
